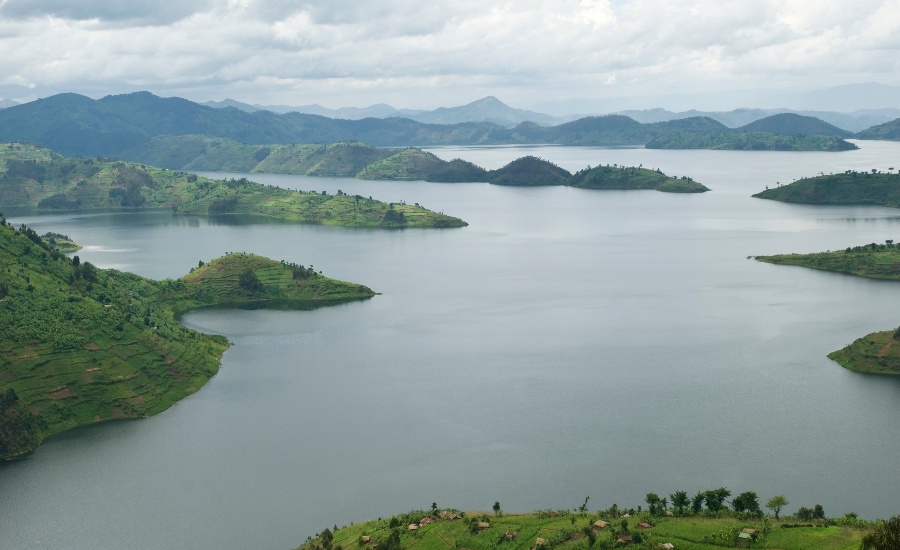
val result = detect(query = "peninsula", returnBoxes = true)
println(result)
[0,143,467,228]
[0,219,376,459]
[756,242,900,374]
[752,170,900,207]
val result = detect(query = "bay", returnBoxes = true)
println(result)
[2,142,900,550]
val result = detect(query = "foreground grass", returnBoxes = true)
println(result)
[756,241,900,374]
[0,220,375,459]
[297,510,870,550]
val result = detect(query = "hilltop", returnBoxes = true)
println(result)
[755,241,900,374]
[0,220,375,459]
[735,113,854,137]
[488,156,572,186]
[569,165,709,192]
[0,143,467,228]
[752,170,900,207]
[856,118,900,141]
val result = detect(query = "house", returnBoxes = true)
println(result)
[448,514,462,520]
[360,536,371,544]
[617,534,633,545]
[637,522,653,529]
[476,522,490,531]
[408,524,418,531]
[659,544,674,549]
[504,530,518,540]
[419,517,435,525]
[532,536,546,550]
[592,520,609,531]
[740,528,758,536]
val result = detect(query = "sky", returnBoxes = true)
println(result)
[1,0,899,112]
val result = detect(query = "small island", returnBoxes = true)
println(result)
[756,241,900,374]
[41,232,81,253]
[646,131,858,151]
[0,143,467,228]
[752,170,900,207]
[0,218,375,459]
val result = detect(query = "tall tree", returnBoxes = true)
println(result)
[670,491,690,515]
[765,495,788,520]
[861,515,900,550]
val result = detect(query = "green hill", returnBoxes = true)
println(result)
[0,143,467,228]
[752,170,900,207]
[756,241,900,374]
[358,148,488,182]
[736,113,854,137]
[856,118,900,140]
[488,156,571,186]
[569,165,709,193]
[296,508,874,550]
[646,131,858,151]
[0,219,375,459]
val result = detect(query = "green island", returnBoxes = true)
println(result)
[752,170,900,207]
[295,496,895,550]
[755,241,900,374]
[118,137,709,192]
[0,143,467,228]
[0,218,376,459]
[40,232,81,253]
[645,131,858,151]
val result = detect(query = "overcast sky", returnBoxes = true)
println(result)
[1,0,898,111]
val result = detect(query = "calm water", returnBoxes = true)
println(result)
[3,142,900,549]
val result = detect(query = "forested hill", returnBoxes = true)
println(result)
[856,118,900,140]
[0,143,467,228]
[0,219,376,459]
[735,113,854,137]
[752,170,900,207]
[0,92,863,156]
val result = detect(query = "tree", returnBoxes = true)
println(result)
[861,515,900,550]
[670,491,690,515]
[691,492,705,514]
[579,496,590,514]
[813,504,825,519]
[732,491,760,516]
[645,493,661,516]
[766,495,788,520]
[493,501,501,516]
[704,488,731,512]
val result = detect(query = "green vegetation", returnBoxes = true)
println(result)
[0,143,467,228]
[756,240,900,374]
[0,219,375,459]
[856,118,900,141]
[488,156,571,186]
[40,232,81,253]
[358,148,488,182]
[569,164,709,193]
[753,170,900,207]
[646,131,858,151]
[296,499,878,550]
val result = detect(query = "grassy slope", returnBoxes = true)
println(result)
[0,143,467,228]
[753,171,900,207]
[569,165,709,193]
[0,222,376,459]
[298,510,869,550]
[645,132,858,151]
[756,242,900,374]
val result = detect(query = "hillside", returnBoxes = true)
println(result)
[0,220,375,459]
[736,113,854,137]
[569,165,710,193]
[752,170,900,207]
[358,148,488,182]
[488,156,571,186]
[296,507,874,550]
[646,132,858,151]
[0,143,468,228]
[856,118,900,140]
[755,242,900,374]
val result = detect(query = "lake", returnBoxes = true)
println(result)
[2,142,900,549]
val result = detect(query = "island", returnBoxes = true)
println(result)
[41,232,81,253]
[0,143,467,228]
[645,131,858,151]
[0,218,376,459]
[752,170,900,207]
[756,241,900,374]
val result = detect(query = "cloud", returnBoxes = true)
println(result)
[0,0,216,25]
[0,0,898,108]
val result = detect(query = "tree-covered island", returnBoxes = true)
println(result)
[752,170,900,207]
[0,218,376,459]
[0,143,467,228]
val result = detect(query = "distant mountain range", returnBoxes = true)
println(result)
[201,93,900,132]
[0,91,892,160]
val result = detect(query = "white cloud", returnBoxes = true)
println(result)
[0,0,898,109]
